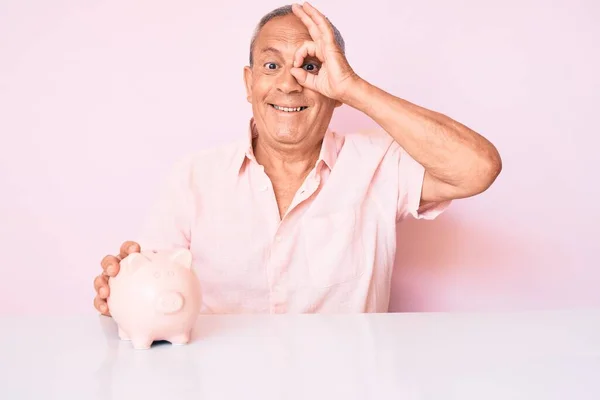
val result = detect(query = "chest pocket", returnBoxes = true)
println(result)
[301,207,365,287]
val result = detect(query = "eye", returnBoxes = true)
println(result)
[154,272,161,279]
[302,63,319,72]
[167,271,174,277]
[264,62,278,70]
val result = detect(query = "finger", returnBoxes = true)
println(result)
[301,2,335,44]
[101,255,120,277]
[291,67,318,91]
[94,296,111,316]
[118,241,140,260]
[93,274,110,298]
[293,40,318,68]
[291,3,322,42]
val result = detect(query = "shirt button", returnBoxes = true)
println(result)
[275,235,282,243]
[260,185,269,192]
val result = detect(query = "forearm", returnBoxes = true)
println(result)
[342,78,502,198]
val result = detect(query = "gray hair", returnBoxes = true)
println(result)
[248,4,345,66]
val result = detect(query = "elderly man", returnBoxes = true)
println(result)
[93,3,501,314]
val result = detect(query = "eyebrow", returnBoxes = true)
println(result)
[260,47,282,55]
[257,46,320,64]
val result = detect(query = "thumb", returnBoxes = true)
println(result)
[291,68,317,91]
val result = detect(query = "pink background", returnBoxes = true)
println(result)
[1,0,598,315]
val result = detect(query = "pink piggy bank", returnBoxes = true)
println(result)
[107,248,202,349]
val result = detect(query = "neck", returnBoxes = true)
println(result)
[253,136,321,178]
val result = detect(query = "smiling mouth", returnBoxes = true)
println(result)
[269,104,308,112]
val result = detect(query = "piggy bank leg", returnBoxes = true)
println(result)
[131,336,154,350]
[118,327,130,341]
[169,333,190,346]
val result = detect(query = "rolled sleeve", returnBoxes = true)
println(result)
[137,155,196,252]
[397,146,451,221]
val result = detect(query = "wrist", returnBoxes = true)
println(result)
[339,76,374,112]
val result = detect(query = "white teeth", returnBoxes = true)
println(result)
[272,105,305,112]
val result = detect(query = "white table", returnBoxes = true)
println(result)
[1,310,599,399]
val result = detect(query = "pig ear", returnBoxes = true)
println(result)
[170,248,193,269]
[120,252,145,272]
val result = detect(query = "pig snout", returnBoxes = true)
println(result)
[155,291,184,314]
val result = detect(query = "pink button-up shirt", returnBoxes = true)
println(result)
[139,120,449,313]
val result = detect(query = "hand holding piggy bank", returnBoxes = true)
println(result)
[107,248,202,349]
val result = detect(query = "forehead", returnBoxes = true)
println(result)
[255,14,312,51]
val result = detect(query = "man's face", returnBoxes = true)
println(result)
[244,14,340,148]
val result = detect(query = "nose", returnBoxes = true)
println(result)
[155,291,184,314]
[276,68,303,94]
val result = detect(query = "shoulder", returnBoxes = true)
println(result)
[175,138,245,169]
[338,126,401,159]
[336,126,422,182]
[164,138,246,183]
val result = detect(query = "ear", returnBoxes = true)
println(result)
[120,253,145,273]
[170,248,193,269]
[243,66,253,103]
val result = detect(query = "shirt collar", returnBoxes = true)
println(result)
[236,118,339,174]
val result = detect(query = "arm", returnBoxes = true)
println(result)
[137,155,195,252]
[341,79,502,205]
[289,3,501,207]
[93,156,194,317]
